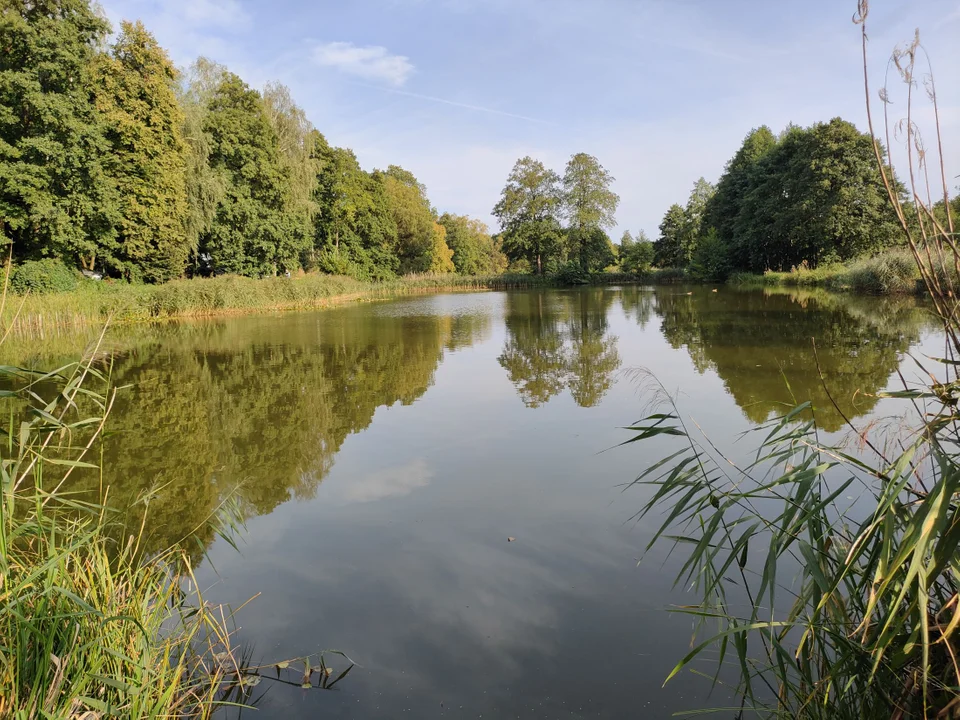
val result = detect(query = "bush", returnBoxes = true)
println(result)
[689,231,731,281]
[844,249,919,294]
[9,258,80,295]
[556,261,590,285]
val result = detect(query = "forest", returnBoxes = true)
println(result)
[1,1,518,287]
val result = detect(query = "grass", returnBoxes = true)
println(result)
[729,249,922,294]
[0,269,670,339]
[0,319,353,716]
[0,272,564,337]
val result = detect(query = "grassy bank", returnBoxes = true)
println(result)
[728,248,923,294]
[0,269,677,338]
[0,272,553,337]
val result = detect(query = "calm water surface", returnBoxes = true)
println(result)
[28,286,945,718]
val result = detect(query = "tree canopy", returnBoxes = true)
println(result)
[656,119,902,276]
[0,2,496,283]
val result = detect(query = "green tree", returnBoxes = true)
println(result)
[312,136,398,279]
[493,157,563,274]
[653,204,687,268]
[0,0,118,270]
[736,118,899,270]
[678,177,714,263]
[702,126,776,268]
[438,213,505,275]
[381,165,449,274]
[562,153,620,271]
[620,229,655,275]
[200,72,294,276]
[92,21,189,282]
[262,82,320,270]
[178,58,227,271]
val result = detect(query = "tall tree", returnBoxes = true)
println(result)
[381,165,447,274]
[200,72,293,276]
[493,157,563,274]
[178,58,227,270]
[675,177,714,266]
[654,204,688,268]
[262,82,319,270]
[562,153,620,271]
[0,0,117,270]
[702,126,776,267]
[93,21,189,281]
[312,135,398,279]
[736,118,898,270]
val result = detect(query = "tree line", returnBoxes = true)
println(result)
[1,0,507,282]
[646,119,904,278]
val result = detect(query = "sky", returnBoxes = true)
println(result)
[98,0,960,241]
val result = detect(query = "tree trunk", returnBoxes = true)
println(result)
[537,253,542,275]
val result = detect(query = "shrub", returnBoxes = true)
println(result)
[844,249,919,294]
[9,258,80,295]
[556,261,590,285]
[689,230,731,281]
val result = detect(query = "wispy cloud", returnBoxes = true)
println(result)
[314,42,414,86]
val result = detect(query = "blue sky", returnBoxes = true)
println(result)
[99,0,960,240]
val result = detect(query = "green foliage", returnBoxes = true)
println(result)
[562,153,620,271]
[9,258,79,294]
[688,228,730,281]
[179,58,227,263]
[565,227,616,273]
[381,165,449,274]
[312,136,399,280]
[653,203,687,268]
[200,72,301,277]
[735,118,899,271]
[263,82,320,270]
[619,230,655,275]
[439,213,507,275]
[0,0,118,269]
[493,157,564,274]
[703,126,777,268]
[93,21,190,282]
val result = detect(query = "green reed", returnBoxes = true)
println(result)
[630,4,960,716]
[0,281,353,716]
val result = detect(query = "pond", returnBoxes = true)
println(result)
[19,285,944,718]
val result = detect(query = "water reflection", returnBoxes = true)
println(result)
[620,286,936,432]
[62,307,490,555]
[0,287,941,718]
[498,289,621,408]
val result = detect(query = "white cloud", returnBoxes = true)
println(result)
[313,42,414,87]
[340,459,433,503]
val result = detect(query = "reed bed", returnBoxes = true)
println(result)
[627,4,960,717]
